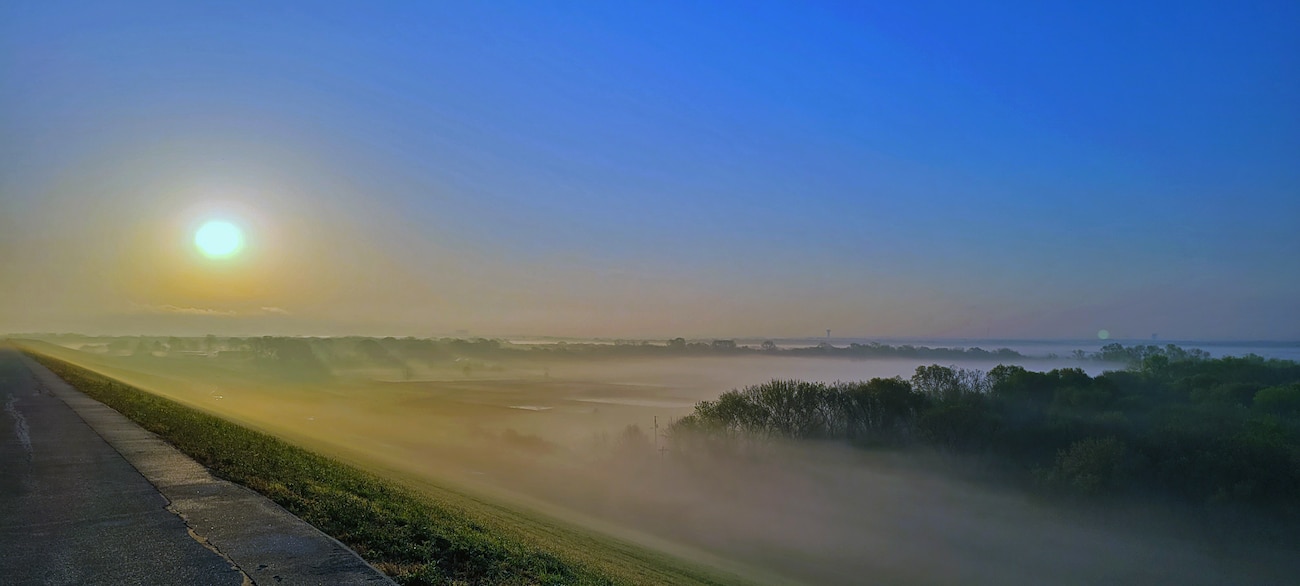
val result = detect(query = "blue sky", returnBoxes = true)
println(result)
[2,1,1297,339]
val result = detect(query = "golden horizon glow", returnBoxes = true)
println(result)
[195,220,244,259]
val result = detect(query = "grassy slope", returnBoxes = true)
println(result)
[22,347,741,586]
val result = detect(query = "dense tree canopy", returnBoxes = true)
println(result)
[673,348,1300,516]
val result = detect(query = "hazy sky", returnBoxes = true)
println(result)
[2,1,1298,339]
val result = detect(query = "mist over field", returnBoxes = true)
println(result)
[17,336,1299,585]
[4,2,1298,584]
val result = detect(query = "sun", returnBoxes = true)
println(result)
[195,220,244,258]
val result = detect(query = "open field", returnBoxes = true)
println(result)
[21,346,749,586]
[17,337,1300,585]
[7,2,1297,584]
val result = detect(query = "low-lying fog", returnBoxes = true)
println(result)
[32,345,1297,584]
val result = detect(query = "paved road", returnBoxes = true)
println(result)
[0,348,243,585]
[0,348,395,585]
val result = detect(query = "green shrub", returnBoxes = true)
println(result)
[1255,383,1300,417]
[1038,437,1131,497]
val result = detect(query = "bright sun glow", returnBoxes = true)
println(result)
[195,220,244,258]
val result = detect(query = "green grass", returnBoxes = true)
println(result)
[24,350,739,586]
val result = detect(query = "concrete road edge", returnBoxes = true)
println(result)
[20,354,397,586]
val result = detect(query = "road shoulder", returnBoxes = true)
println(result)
[20,354,396,586]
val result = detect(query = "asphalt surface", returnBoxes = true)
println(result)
[0,348,395,585]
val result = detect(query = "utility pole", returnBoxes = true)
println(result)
[654,416,670,460]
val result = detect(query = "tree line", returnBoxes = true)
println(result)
[671,347,1300,514]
